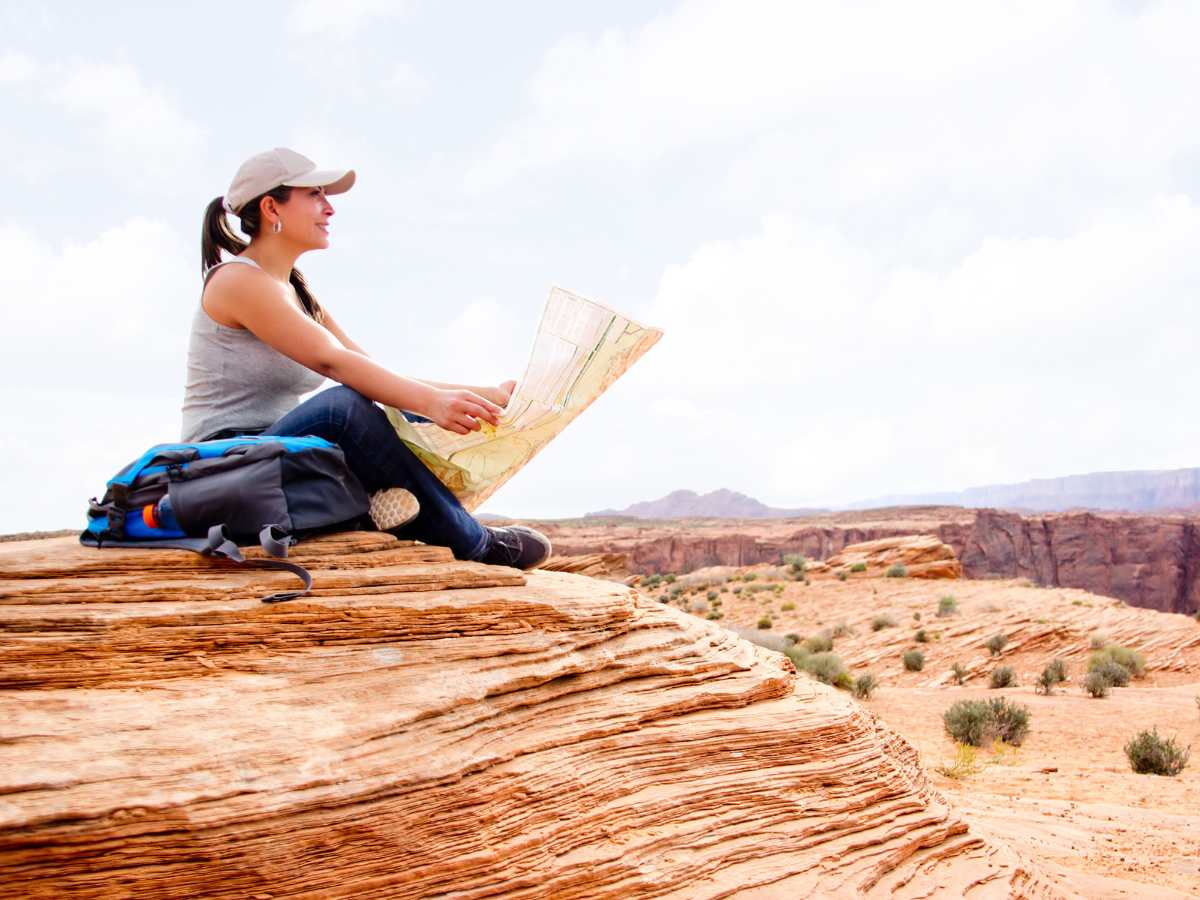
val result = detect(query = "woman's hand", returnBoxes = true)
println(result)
[480,380,517,408]
[428,388,504,435]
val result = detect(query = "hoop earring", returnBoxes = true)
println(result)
[272,220,282,235]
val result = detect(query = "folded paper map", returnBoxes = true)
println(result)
[384,287,662,511]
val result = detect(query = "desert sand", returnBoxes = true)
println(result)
[632,539,1200,897]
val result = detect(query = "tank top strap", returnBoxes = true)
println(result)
[202,255,262,287]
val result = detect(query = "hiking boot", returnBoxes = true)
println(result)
[477,525,552,570]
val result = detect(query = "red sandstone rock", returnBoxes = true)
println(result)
[819,534,963,580]
[0,533,1056,898]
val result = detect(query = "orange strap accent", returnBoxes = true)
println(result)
[142,503,159,530]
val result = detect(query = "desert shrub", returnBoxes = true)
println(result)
[830,622,854,639]
[1083,670,1110,698]
[942,700,991,746]
[665,574,676,583]
[798,652,850,687]
[1124,728,1191,776]
[987,699,1031,745]
[804,633,833,654]
[1090,659,1131,687]
[850,562,867,573]
[985,633,1008,656]
[943,697,1031,747]
[756,615,772,630]
[914,629,929,643]
[706,590,718,601]
[886,563,908,578]
[903,650,925,672]
[689,599,709,614]
[706,611,724,621]
[1045,658,1068,684]
[1035,668,1057,695]
[836,570,848,581]
[783,553,808,575]
[852,673,879,700]
[950,662,968,685]
[803,578,811,586]
[643,574,663,589]
[784,632,802,646]
[743,573,758,582]
[989,666,1016,689]
[781,601,795,611]
[1089,644,1146,679]
[871,614,898,632]
[773,584,785,594]
[937,595,958,617]
[731,586,742,595]
[1088,633,1108,650]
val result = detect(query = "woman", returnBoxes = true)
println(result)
[181,147,550,569]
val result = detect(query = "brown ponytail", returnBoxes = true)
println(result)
[199,187,325,324]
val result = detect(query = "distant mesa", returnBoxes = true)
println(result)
[846,466,1200,513]
[594,467,1200,522]
[587,488,826,520]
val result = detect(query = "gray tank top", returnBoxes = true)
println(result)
[180,256,327,442]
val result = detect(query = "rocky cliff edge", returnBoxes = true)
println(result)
[0,534,1055,898]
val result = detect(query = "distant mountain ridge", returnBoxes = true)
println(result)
[845,466,1200,513]
[587,489,824,520]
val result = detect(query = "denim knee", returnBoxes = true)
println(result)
[318,385,379,428]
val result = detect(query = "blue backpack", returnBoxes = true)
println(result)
[82,435,370,602]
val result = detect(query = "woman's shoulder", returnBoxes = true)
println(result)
[202,258,277,328]
[203,256,267,289]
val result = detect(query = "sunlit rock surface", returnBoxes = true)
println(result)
[0,534,1056,898]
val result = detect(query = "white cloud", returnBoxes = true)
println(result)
[0,49,35,82]
[0,216,196,531]
[466,0,1200,211]
[633,195,1200,505]
[382,61,429,105]
[49,61,204,184]
[0,217,194,390]
[289,0,408,38]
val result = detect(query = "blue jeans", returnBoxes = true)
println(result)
[262,386,491,560]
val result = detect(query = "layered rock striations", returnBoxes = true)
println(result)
[0,534,1054,898]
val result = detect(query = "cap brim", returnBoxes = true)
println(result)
[282,168,356,196]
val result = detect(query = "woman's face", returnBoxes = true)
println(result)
[276,186,335,250]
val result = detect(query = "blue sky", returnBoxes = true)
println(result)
[4,0,1200,531]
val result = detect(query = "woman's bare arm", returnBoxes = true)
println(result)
[205,268,501,434]
[320,308,369,356]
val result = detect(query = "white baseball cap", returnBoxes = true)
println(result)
[224,147,355,215]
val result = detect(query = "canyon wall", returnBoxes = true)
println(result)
[545,510,1200,615]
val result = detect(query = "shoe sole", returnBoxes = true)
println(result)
[369,488,420,530]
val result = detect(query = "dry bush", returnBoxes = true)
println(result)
[943,697,1031,747]
[852,673,878,699]
[1124,728,1191,776]
[871,614,897,632]
[1083,670,1110,698]
[989,666,1016,689]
